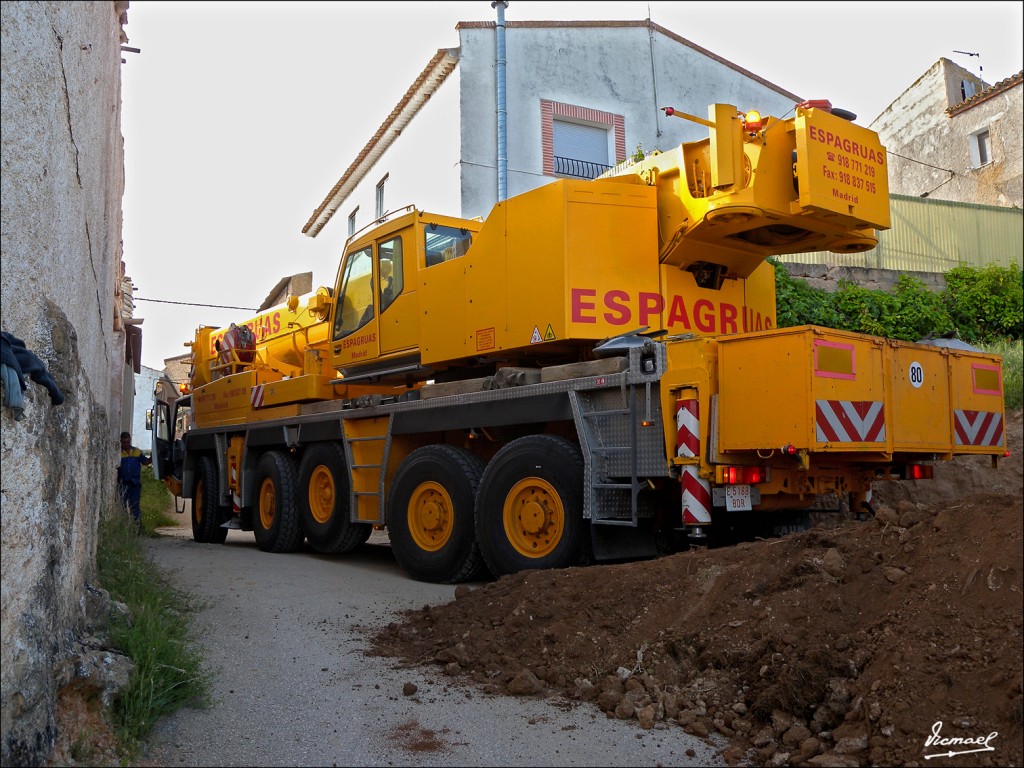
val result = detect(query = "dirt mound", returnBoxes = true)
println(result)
[369,413,1023,767]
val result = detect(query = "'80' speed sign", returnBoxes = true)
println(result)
[909,361,924,388]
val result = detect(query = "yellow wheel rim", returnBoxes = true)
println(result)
[259,477,276,529]
[195,478,205,525]
[407,481,453,552]
[503,477,563,558]
[308,465,335,525]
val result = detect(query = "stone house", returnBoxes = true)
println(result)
[157,352,191,408]
[259,272,313,312]
[870,58,1023,208]
[781,60,1022,292]
[1,2,132,764]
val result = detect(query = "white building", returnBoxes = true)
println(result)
[304,17,805,240]
[132,365,166,452]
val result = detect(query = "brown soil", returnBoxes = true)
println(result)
[369,411,1024,767]
[45,689,122,767]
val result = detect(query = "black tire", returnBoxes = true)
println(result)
[297,443,370,554]
[252,451,303,553]
[192,455,228,544]
[386,445,487,583]
[475,435,587,577]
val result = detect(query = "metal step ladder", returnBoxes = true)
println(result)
[340,415,393,525]
[575,384,641,527]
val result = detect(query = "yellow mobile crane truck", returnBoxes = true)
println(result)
[152,101,1008,583]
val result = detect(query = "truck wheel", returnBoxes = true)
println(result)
[192,456,228,544]
[253,451,303,553]
[386,445,487,583]
[298,443,370,553]
[475,435,587,577]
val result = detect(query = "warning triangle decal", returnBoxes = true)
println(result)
[530,326,543,344]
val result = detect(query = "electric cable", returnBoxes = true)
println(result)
[134,297,258,311]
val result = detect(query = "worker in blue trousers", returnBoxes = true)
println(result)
[117,431,151,530]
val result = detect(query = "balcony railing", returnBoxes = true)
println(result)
[553,156,611,180]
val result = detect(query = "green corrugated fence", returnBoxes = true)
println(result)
[785,195,1023,273]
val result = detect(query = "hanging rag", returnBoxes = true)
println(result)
[1,332,65,418]
[0,361,24,420]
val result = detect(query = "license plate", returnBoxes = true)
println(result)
[725,484,752,511]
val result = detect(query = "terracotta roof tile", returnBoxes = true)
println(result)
[947,70,1024,116]
[303,49,459,238]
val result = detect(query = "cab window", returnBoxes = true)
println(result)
[334,246,373,340]
[424,224,472,267]
[173,404,192,439]
[379,237,403,313]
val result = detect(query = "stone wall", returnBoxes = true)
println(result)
[1,3,127,765]
[780,263,947,295]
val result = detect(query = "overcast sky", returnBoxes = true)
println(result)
[121,0,1024,372]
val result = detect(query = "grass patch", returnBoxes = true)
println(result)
[981,338,1023,413]
[140,464,182,532]
[97,471,210,754]
[69,728,97,762]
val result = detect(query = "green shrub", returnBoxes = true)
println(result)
[944,264,1023,343]
[828,280,900,337]
[772,260,838,328]
[888,274,956,341]
[772,261,1020,344]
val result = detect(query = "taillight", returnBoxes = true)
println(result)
[781,444,798,456]
[722,466,769,484]
[905,464,934,480]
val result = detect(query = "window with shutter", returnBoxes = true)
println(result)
[540,100,625,180]
[552,121,610,178]
[969,129,992,168]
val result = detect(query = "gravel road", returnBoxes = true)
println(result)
[141,520,723,767]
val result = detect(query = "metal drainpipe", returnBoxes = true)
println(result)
[493,0,508,203]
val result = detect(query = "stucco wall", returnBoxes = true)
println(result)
[947,85,1023,208]
[456,23,802,220]
[326,21,805,234]
[132,366,163,452]
[1,2,125,764]
[871,59,1022,208]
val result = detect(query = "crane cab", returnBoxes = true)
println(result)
[327,209,481,383]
